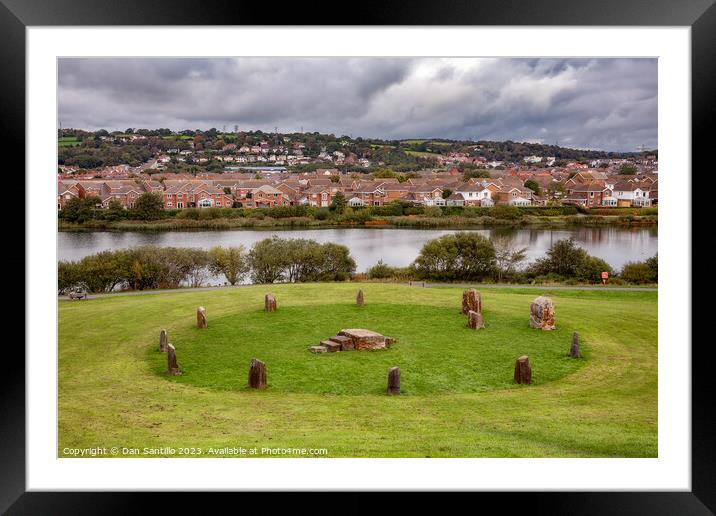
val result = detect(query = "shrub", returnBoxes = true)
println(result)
[620,255,658,284]
[490,205,521,220]
[422,206,443,218]
[367,260,393,279]
[314,208,331,220]
[413,232,496,281]
[525,238,614,283]
[367,260,416,281]
[58,246,213,292]
[129,193,165,220]
[209,245,250,285]
[177,208,200,220]
[59,196,102,224]
[247,237,356,284]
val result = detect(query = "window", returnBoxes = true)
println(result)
[178,202,184,208]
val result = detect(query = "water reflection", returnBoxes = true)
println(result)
[58,226,658,273]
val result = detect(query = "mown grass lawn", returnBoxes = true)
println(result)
[58,283,657,458]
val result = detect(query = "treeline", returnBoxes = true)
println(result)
[60,193,596,226]
[59,143,153,169]
[366,234,657,285]
[58,238,356,294]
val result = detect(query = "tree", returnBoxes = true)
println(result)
[330,191,347,213]
[373,168,397,179]
[208,245,249,285]
[248,237,290,283]
[620,255,657,284]
[442,188,453,200]
[540,238,587,277]
[129,192,164,220]
[526,238,613,283]
[524,179,541,195]
[463,168,490,181]
[246,237,356,284]
[413,232,496,281]
[103,199,127,221]
[619,163,638,175]
[59,196,101,224]
[318,242,356,281]
[546,182,566,198]
[492,236,528,282]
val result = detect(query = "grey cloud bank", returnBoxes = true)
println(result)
[58,57,657,152]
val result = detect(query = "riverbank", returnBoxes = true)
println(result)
[58,213,657,232]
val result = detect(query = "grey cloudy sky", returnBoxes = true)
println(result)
[58,57,657,151]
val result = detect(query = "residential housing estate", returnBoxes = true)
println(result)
[58,166,657,211]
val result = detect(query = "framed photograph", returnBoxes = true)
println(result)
[5,0,712,512]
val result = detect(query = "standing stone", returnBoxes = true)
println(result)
[461,289,482,315]
[467,310,485,330]
[529,296,555,330]
[356,289,364,306]
[569,332,582,358]
[387,366,400,395]
[159,329,168,352]
[196,307,207,329]
[167,344,181,376]
[514,355,532,384]
[264,294,277,313]
[248,358,267,389]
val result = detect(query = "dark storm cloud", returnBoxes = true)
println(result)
[58,57,657,151]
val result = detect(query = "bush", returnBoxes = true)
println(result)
[59,196,102,224]
[58,246,212,292]
[367,260,416,281]
[620,255,658,284]
[367,260,393,279]
[129,193,165,221]
[422,206,443,218]
[413,232,496,281]
[577,255,613,283]
[177,208,200,220]
[525,238,613,283]
[209,245,250,285]
[247,237,356,284]
[314,208,331,220]
[490,205,521,220]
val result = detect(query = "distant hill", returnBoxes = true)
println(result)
[58,128,654,171]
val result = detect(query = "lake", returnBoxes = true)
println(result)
[58,226,658,274]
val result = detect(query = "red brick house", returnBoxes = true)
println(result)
[563,184,611,207]
[247,185,290,208]
[100,181,145,208]
[57,181,83,209]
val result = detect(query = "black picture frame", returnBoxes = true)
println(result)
[4,0,710,513]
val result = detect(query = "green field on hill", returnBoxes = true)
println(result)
[58,283,657,458]
[58,136,82,147]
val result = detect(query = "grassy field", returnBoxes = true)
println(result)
[58,136,82,147]
[58,283,657,458]
[401,139,452,146]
